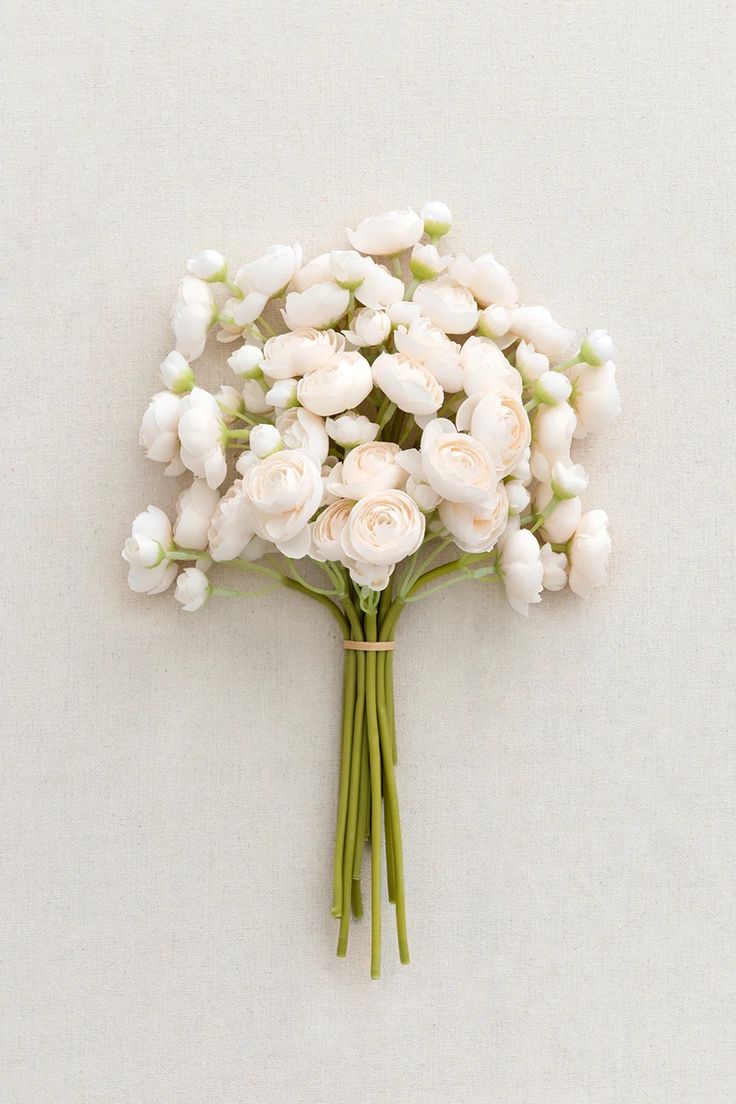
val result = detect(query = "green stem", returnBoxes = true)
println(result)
[331,647,356,917]
[337,615,365,957]
[364,612,383,978]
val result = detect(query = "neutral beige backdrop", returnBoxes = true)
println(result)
[3,1,735,1101]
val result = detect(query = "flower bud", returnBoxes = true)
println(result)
[249,424,284,459]
[228,344,264,379]
[535,370,572,405]
[551,460,588,499]
[388,300,422,328]
[175,566,211,611]
[579,329,616,366]
[540,543,568,591]
[421,200,452,238]
[242,379,272,415]
[266,378,299,409]
[215,385,244,423]
[187,250,226,281]
[343,307,391,347]
[505,479,531,516]
[159,350,194,393]
[409,243,447,281]
[330,250,371,290]
[326,411,380,448]
[477,304,512,339]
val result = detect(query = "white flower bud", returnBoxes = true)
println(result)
[175,567,210,611]
[329,250,372,290]
[228,344,264,379]
[477,304,512,339]
[242,379,272,415]
[249,424,284,459]
[421,200,452,238]
[540,544,568,591]
[579,329,616,366]
[187,250,226,281]
[515,340,549,383]
[535,370,572,405]
[551,460,588,500]
[388,300,422,328]
[265,378,299,409]
[326,412,380,448]
[159,350,194,394]
[409,243,447,280]
[505,479,531,516]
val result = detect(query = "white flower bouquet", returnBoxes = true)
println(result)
[124,203,620,977]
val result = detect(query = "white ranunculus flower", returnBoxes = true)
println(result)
[139,391,183,474]
[509,306,577,361]
[343,307,391,348]
[449,253,518,309]
[394,318,463,392]
[175,566,210,611]
[187,250,225,281]
[160,350,194,393]
[529,401,577,482]
[568,360,621,439]
[540,543,568,591]
[534,485,582,543]
[388,300,422,328]
[420,417,497,504]
[461,388,531,478]
[329,250,372,290]
[348,560,394,591]
[551,460,588,499]
[421,200,452,238]
[262,327,345,380]
[353,262,405,310]
[410,243,448,281]
[215,384,244,424]
[249,424,283,459]
[568,510,611,597]
[207,480,257,561]
[439,483,509,553]
[177,386,228,489]
[171,276,215,362]
[459,337,522,397]
[296,350,373,416]
[227,344,264,379]
[325,411,379,448]
[122,506,177,594]
[290,252,332,292]
[174,479,220,551]
[235,243,303,298]
[478,304,513,340]
[219,292,269,332]
[341,489,425,569]
[347,208,424,255]
[282,282,350,331]
[327,441,407,500]
[499,528,544,615]
[242,379,273,414]
[505,479,530,516]
[413,280,480,334]
[535,370,572,405]
[395,448,441,512]
[515,340,549,383]
[579,329,616,366]
[310,498,354,561]
[265,378,298,409]
[276,407,330,466]
[372,352,443,417]
[243,449,324,558]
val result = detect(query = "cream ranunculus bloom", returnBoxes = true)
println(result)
[276,407,330,466]
[243,449,324,558]
[325,411,379,448]
[235,244,303,298]
[460,388,531,478]
[508,306,577,361]
[371,352,444,417]
[347,208,424,255]
[139,391,184,475]
[568,360,621,439]
[498,528,544,615]
[175,567,211,611]
[438,483,509,553]
[530,401,577,482]
[342,307,392,348]
[177,386,228,489]
[568,510,611,597]
[174,479,220,551]
[394,318,463,392]
[296,351,373,416]
[534,484,583,543]
[329,250,372,290]
[341,489,425,571]
[413,280,480,335]
[207,480,257,561]
[310,498,354,561]
[420,417,497,504]
[262,327,345,380]
[282,283,350,331]
[353,262,405,310]
[122,506,177,594]
[171,276,215,362]
[448,253,518,308]
[289,252,333,292]
[540,543,568,591]
[327,441,407,499]
[459,337,522,397]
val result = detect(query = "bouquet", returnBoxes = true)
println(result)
[123,203,620,977]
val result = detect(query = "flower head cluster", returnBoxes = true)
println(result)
[125,204,619,614]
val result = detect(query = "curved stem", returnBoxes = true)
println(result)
[364,612,383,978]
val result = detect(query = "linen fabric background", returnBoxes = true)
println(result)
[2,2,735,1101]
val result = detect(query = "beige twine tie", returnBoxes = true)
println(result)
[342,640,395,652]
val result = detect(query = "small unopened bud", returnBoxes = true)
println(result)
[187,250,226,282]
[228,344,265,379]
[421,200,452,239]
[159,350,194,393]
[579,329,616,366]
[249,424,284,459]
[265,378,298,409]
[551,460,588,500]
[535,370,572,405]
